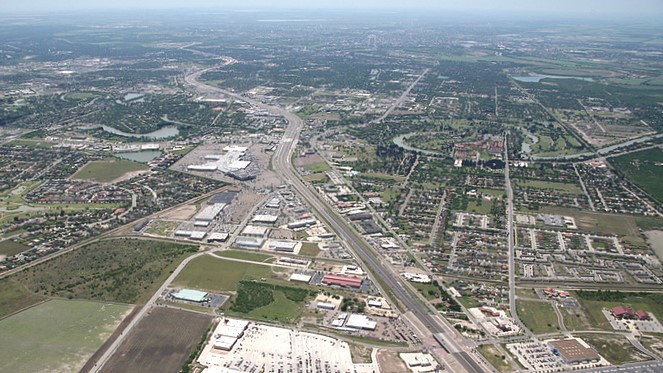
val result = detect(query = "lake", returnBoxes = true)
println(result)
[116,151,162,163]
[512,73,594,83]
[102,125,179,139]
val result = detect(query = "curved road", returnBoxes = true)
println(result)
[185,67,485,373]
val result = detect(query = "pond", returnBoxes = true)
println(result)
[512,73,594,83]
[101,125,179,139]
[115,151,162,163]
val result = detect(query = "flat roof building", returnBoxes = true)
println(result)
[252,214,279,225]
[195,203,226,222]
[288,218,316,229]
[241,225,269,237]
[345,314,377,330]
[549,339,600,364]
[208,232,230,242]
[173,289,208,303]
[289,273,312,282]
[269,240,297,252]
[234,237,264,248]
[322,273,363,288]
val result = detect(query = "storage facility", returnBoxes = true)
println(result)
[173,289,208,303]
[268,240,298,253]
[252,214,279,225]
[195,203,226,222]
[242,225,269,237]
[548,339,600,364]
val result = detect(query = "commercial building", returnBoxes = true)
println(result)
[288,218,316,229]
[195,203,226,222]
[252,214,279,225]
[548,339,600,364]
[266,198,281,209]
[268,240,297,253]
[289,273,312,283]
[345,314,377,330]
[173,289,208,303]
[190,231,207,240]
[211,318,249,352]
[241,225,269,237]
[317,302,336,310]
[208,232,230,242]
[234,237,264,249]
[322,273,363,288]
[611,306,650,320]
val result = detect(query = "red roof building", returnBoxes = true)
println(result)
[635,310,650,320]
[322,273,363,288]
[611,306,634,319]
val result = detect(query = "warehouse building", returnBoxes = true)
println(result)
[322,273,363,288]
[234,237,264,249]
[195,203,226,222]
[241,225,269,237]
[549,339,600,364]
[268,240,298,253]
[345,314,377,330]
[252,214,279,225]
[212,317,249,352]
[173,289,209,303]
[288,218,316,229]
[208,232,230,243]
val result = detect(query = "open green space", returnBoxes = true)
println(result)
[411,281,442,301]
[514,179,583,194]
[517,300,559,334]
[579,334,650,365]
[72,158,148,183]
[477,344,513,372]
[299,242,321,257]
[144,220,181,237]
[0,299,130,373]
[173,255,273,293]
[574,290,663,327]
[0,239,29,257]
[610,148,663,204]
[0,280,46,318]
[359,172,407,182]
[11,238,197,304]
[214,250,274,263]
[227,280,312,324]
[303,162,331,173]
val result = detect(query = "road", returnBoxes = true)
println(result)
[184,65,485,373]
[369,68,429,125]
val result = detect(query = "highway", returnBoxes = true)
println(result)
[184,66,486,373]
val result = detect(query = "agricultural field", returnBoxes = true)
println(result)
[72,158,148,183]
[173,256,274,293]
[517,300,560,334]
[100,307,212,373]
[610,147,663,204]
[11,239,197,304]
[0,299,131,373]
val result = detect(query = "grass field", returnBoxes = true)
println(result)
[173,256,273,293]
[571,291,663,330]
[517,300,559,334]
[72,158,148,183]
[303,162,331,173]
[215,250,275,262]
[144,220,181,237]
[0,239,29,257]
[610,148,663,204]
[299,242,321,257]
[0,299,131,373]
[478,344,513,372]
[244,290,303,323]
[100,307,212,373]
[579,334,651,365]
[0,280,45,318]
[514,179,583,194]
[11,238,197,304]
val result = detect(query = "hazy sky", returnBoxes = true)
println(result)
[4,0,663,18]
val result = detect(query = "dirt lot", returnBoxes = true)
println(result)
[100,307,213,373]
[376,350,409,373]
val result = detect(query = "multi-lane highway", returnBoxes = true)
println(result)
[184,67,486,373]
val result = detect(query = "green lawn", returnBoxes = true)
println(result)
[0,299,130,372]
[515,179,583,194]
[173,256,273,293]
[517,300,560,334]
[144,220,181,237]
[303,162,331,173]
[579,334,650,365]
[0,239,29,257]
[245,290,303,323]
[299,242,321,257]
[72,158,148,183]
[610,148,663,204]
[478,344,513,372]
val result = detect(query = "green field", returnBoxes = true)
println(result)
[227,281,312,324]
[72,158,148,183]
[11,238,197,304]
[173,256,273,293]
[572,291,663,330]
[517,300,559,334]
[477,344,513,372]
[0,299,130,372]
[0,239,29,257]
[0,280,46,318]
[299,242,321,257]
[610,148,663,204]
[245,290,303,323]
[303,162,331,173]
[214,250,275,262]
[515,179,583,194]
[579,334,650,365]
[144,220,181,237]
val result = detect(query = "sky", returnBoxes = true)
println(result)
[3,0,663,18]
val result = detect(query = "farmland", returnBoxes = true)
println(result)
[100,307,213,373]
[0,299,131,373]
[610,147,663,204]
[11,238,198,304]
[72,158,148,183]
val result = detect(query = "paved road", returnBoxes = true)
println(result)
[184,67,486,373]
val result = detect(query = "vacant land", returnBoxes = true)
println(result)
[0,299,130,373]
[477,344,513,372]
[303,162,332,173]
[517,300,559,333]
[610,148,663,204]
[0,239,29,257]
[0,280,45,318]
[100,307,212,373]
[579,334,651,365]
[571,291,663,330]
[12,238,197,304]
[173,255,273,293]
[215,249,275,262]
[72,158,148,183]
[376,350,409,373]
[228,281,312,324]
[514,179,583,194]
[299,242,321,257]
[144,220,181,237]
